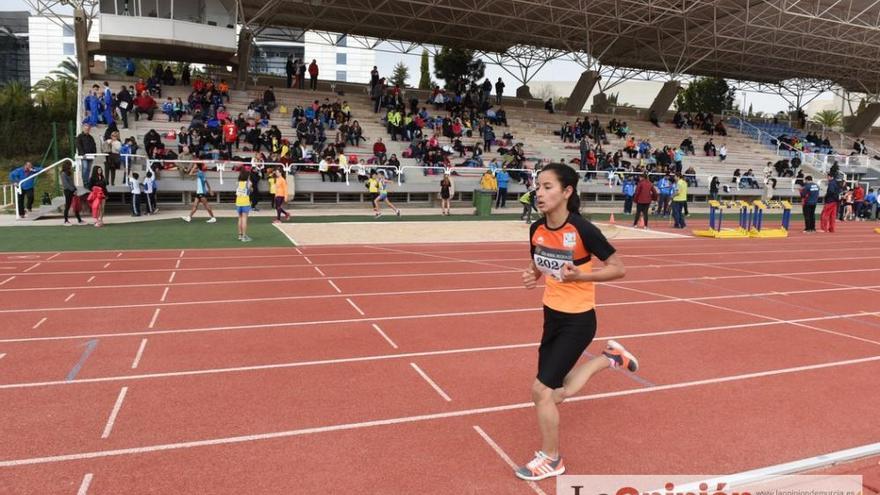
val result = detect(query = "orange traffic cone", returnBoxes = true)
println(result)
[608,212,616,224]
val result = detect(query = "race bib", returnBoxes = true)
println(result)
[533,245,573,281]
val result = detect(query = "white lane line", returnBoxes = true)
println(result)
[168,272,176,283]
[32,317,47,329]
[346,298,365,315]
[64,293,75,302]
[22,263,40,273]
[175,259,181,269]
[46,253,61,261]
[327,280,342,293]
[76,473,93,495]
[86,276,95,283]
[100,387,128,439]
[148,308,161,329]
[294,248,303,255]
[103,263,110,269]
[116,252,123,258]
[2,305,878,348]
[473,426,546,495]
[313,266,325,277]
[303,256,313,264]
[0,314,876,390]
[1,355,878,467]
[410,362,452,401]
[371,323,398,349]
[0,282,871,315]
[0,276,14,286]
[131,339,148,369]
[0,353,6,360]
[179,250,185,258]
[160,287,169,302]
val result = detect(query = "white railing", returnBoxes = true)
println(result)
[1,183,14,208]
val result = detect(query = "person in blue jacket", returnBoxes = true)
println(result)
[83,86,100,126]
[102,81,115,126]
[495,168,510,208]
[9,161,43,218]
[621,176,635,214]
[656,174,673,216]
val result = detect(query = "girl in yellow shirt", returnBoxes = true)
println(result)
[235,170,253,242]
[273,168,290,223]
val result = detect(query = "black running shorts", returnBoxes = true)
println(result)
[537,306,597,389]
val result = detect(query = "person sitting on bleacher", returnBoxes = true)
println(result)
[143,129,163,160]
[262,86,277,112]
[703,139,717,156]
[715,120,727,136]
[742,168,760,188]
[373,138,388,165]
[680,137,695,155]
[134,92,156,121]
[616,122,629,139]
[146,75,161,98]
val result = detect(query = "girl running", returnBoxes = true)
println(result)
[373,171,401,218]
[273,168,291,223]
[181,164,217,223]
[516,163,639,481]
[439,173,453,215]
[235,170,253,242]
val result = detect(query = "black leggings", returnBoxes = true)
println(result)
[634,203,650,227]
[63,190,81,223]
[275,196,289,220]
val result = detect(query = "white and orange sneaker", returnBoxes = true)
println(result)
[515,451,565,481]
[602,340,639,372]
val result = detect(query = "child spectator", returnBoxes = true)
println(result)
[128,172,142,216]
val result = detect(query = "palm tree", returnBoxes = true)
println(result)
[811,109,842,129]
[31,58,77,112]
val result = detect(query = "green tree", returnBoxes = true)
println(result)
[433,47,485,88]
[811,109,842,129]
[390,61,409,88]
[418,50,432,89]
[675,77,736,113]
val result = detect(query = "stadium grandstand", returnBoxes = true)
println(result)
[1,1,880,493]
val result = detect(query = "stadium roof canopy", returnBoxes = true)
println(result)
[239,0,880,93]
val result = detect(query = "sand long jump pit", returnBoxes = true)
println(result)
[275,219,687,246]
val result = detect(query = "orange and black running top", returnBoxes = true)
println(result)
[529,213,616,314]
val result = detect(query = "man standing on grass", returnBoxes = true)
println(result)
[800,175,819,232]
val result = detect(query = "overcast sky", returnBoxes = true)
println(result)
[2,0,830,114]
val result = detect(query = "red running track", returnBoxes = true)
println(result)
[0,222,879,494]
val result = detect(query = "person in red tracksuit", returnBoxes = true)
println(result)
[223,119,238,158]
[632,172,657,229]
[820,171,841,233]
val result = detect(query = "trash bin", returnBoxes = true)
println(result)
[473,189,494,216]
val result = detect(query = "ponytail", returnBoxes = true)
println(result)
[538,162,582,216]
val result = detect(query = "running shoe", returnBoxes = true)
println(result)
[514,451,565,481]
[284,212,290,221]
[241,235,252,242]
[273,219,282,224]
[602,340,639,372]
[181,216,191,222]
[396,210,401,216]
[206,217,217,223]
